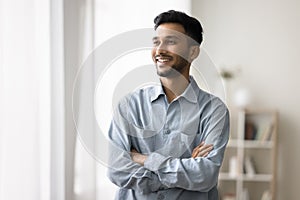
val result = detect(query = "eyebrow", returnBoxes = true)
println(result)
[152,35,181,41]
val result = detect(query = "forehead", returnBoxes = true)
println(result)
[154,23,187,39]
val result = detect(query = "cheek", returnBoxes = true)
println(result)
[181,49,191,61]
[151,50,155,62]
[173,51,188,62]
[169,47,187,58]
[151,48,156,57]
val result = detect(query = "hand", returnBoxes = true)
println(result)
[131,148,147,166]
[192,141,213,158]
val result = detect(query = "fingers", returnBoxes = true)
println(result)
[192,146,212,158]
[192,141,204,157]
[192,142,214,158]
[192,141,207,157]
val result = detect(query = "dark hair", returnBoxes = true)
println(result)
[154,10,203,46]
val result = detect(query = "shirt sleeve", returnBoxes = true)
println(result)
[143,101,230,192]
[107,98,167,194]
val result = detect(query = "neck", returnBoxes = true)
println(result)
[160,73,190,103]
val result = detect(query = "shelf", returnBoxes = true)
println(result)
[219,109,278,200]
[242,174,273,182]
[219,173,272,182]
[226,139,239,147]
[243,140,273,148]
[219,173,239,181]
[226,139,273,148]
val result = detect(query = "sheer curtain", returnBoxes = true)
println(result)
[0,0,92,199]
[0,0,51,199]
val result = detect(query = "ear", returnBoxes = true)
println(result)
[189,46,200,61]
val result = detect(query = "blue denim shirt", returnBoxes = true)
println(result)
[107,76,230,200]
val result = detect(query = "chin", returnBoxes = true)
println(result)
[157,69,180,78]
[156,69,168,77]
[156,65,171,77]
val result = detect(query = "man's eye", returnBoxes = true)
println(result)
[153,40,160,46]
[167,40,176,45]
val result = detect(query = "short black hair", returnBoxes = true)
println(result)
[154,10,203,46]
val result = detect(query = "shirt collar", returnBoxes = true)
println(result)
[150,76,199,103]
[179,76,199,104]
[150,84,165,102]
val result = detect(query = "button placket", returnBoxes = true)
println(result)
[163,129,170,134]
[163,104,172,136]
[157,193,165,200]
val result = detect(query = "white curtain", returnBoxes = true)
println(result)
[0,0,90,199]
[0,0,51,199]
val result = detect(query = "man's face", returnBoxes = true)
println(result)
[151,23,192,78]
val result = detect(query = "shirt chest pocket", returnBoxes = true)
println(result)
[179,125,205,151]
[131,134,156,154]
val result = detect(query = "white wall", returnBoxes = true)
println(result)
[192,0,300,199]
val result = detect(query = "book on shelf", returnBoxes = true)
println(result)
[244,156,256,177]
[255,123,274,141]
[244,121,257,140]
[245,121,274,142]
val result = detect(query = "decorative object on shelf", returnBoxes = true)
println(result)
[218,65,241,106]
[242,188,250,200]
[261,190,272,200]
[233,88,251,108]
[219,65,252,109]
[223,193,236,200]
[220,68,235,80]
[229,156,238,177]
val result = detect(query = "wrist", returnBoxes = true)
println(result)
[131,152,147,166]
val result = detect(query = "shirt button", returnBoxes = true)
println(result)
[163,129,170,134]
[157,193,165,200]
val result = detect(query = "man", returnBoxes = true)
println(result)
[107,10,230,200]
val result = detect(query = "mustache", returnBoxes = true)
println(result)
[155,54,172,59]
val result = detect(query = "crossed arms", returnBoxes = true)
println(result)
[107,99,230,194]
[131,141,213,166]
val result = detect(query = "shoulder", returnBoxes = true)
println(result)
[124,85,158,102]
[116,85,158,111]
[197,88,229,115]
[189,76,227,110]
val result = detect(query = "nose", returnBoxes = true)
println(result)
[155,42,168,55]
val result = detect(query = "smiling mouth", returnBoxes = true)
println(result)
[155,55,172,63]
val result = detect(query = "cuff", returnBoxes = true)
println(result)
[144,152,170,171]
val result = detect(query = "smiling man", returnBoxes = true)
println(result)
[107,10,230,200]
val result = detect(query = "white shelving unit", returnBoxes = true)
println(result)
[218,109,278,200]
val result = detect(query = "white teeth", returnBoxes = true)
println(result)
[157,57,171,63]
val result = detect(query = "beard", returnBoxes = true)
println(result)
[156,56,189,78]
